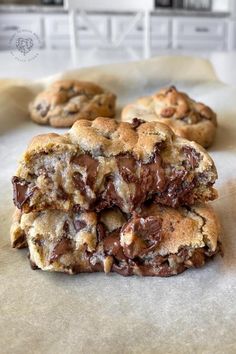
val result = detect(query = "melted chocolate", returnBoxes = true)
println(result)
[131,118,145,129]
[96,179,124,212]
[154,168,196,207]
[182,146,201,169]
[122,216,162,259]
[111,262,133,276]
[116,155,137,183]
[57,186,68,201]
[72,154,98,188]
[50,238,72,263]
[103,229,126,261]
[73,172,86,195]
[96,222,107,242]
[12,140,208,213]
[12,176,31,209]
[74,219,87,232]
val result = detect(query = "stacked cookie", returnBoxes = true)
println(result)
[11,117,221,276]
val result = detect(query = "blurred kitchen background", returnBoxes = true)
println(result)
[1,0,236,83]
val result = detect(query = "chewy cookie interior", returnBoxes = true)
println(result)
[11,203,221,277]
[12,118,217,215]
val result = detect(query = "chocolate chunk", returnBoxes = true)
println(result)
[116,154,137,183]
[36,103,50,117]
[134,216,162,241]
[74,219,87,232]
[153,141,166,156]
[154,167,196,207]
[57,186,68,201]
[141,161,165,192]
[63,221,70,234]
[182,146,201,169]
[29,259,39,270]
[96,222,106,242]
[12,176,31,209]
[189,248,205,267]
[90,262,104,272]
[97,179,124,211]
[72,154,98,188]
[122,216,162,259]
[131,118,145,129]
[73,172,86,194]
[34,237,44,247]
[73,204,82,213]
[103,229,126,261]
[111,263,132,276]
[132,148,166,208]
[50,238,72,263]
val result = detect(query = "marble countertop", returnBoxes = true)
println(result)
[0,4,230,17]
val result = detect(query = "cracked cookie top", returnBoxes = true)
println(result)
[23,117,213,162]
[29,80,116,128]
[122,86,217,148]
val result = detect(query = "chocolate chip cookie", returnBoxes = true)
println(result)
[29,80,116,128]
[10,203,221,276]
[122,86,217,148]
[12,117,217,214]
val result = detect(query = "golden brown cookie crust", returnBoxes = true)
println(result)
[122,86,217,148]
[29,80,116,128]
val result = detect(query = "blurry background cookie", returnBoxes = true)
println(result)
[122,86,217,148]
[29,79,116,128]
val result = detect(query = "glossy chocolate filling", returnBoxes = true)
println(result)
[12,144,211,213]
[29,214,220,277]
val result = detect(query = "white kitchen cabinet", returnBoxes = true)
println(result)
[228,19,236,50]
[172,17,228,50]
[111,15,171,49]
[0,14,44,50]
[0,12,231,53]
[44,14,109,49]
[173,39,226,51]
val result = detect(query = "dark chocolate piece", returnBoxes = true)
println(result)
[36,102,50,117]
[72,154,98,188]
[50,238,72,263]
[182,146,201,169]
[74,219,87,232]
[96,222,106,242]
[122,215,162,259]
[12,177,31,209]
[103,229,126,261]
[131,118,145,129]
[116,154,137,183]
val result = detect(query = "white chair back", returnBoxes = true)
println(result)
[65,0,154,12]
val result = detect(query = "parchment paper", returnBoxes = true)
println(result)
[0,56,236,354]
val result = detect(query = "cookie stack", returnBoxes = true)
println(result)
[11,117,221,276]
